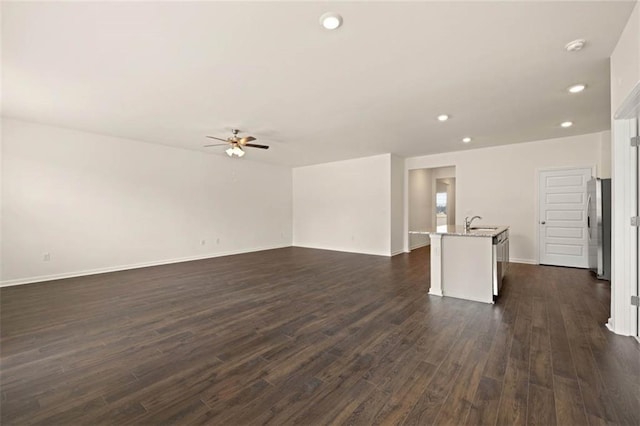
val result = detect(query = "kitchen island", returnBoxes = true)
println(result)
[410,225,509,304]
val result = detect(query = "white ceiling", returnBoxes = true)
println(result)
[2,1,636,167]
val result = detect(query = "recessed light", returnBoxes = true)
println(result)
[320,12,342,30]
[561,121,573,128]
[568,84,586,93]
[437,114,449,122]
[462,137,472,143]
[565,39,586,52]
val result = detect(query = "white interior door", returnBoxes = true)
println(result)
[538,167,592,267]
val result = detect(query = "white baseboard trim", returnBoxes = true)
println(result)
[292,244,391,257]
[410,242,430,250]
[605,317,635,337]
[509,258,538,265]
[0,244,291,287]
[390,250,405,257]
[605,317,615,333]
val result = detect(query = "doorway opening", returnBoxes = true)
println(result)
[408,166,456,250]
[436,178,456,227]
[611,93,639,338]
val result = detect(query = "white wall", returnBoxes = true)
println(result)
[440,178,456,226]
[293,154,392,256]
[431,166,456,180]
[408,168,433,249]
[390,155,405,255]
[1,118,293,285]
[609,0,639,336]
[406,132,607,264]
[611,2,639,115]
[599,131,612,178]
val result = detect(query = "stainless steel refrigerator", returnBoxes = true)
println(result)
[587,178,611,280]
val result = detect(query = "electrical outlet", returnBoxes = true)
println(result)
[216,238,220,245]
[43,253,51,261]
[200,239,206,246]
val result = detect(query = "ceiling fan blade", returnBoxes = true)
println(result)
[203,143,228,147]
[238,136,257,145]
[244,143,269,149]
[206,136,229,142]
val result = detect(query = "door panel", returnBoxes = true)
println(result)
[546,227,584,238]
[539,167,592,267]
[546,175,584,187]
[546,210,584,221]
[547,193,584,204]
[545,243,583,256]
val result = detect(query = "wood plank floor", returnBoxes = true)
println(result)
[1,246,638,425]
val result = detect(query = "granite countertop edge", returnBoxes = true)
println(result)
[409,225,509,238]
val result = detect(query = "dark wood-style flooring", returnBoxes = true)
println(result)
[1,246,638,425]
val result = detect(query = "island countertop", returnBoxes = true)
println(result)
[409,225,509,238]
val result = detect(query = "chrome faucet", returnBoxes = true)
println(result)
[464,215,483,231]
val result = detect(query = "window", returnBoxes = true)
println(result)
[436,192,447,214]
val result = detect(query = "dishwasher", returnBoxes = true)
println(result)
[492,230,509,297]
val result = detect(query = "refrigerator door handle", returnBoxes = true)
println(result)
[587,194,592,239]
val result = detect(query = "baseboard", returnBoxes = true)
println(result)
[292,244,390,257]
[604,317,636,337]
[605,317,614,333]
[0,244,291,287]
[390,249,406,256]
[509,258,537,265]
[410,242,430,250]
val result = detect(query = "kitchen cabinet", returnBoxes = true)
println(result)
[410,225,509,304]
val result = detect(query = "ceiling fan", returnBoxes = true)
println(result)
[204,129,269,157]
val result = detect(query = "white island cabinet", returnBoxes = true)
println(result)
[410,225,509,304]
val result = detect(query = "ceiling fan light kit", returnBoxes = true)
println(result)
[204,129,268,158]
[226,145,245,157]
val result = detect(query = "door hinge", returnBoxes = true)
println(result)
[632,295,640,307]
[632,216,640,227]
[632,136,640,147]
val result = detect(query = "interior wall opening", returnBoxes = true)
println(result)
[408,166,456,251]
